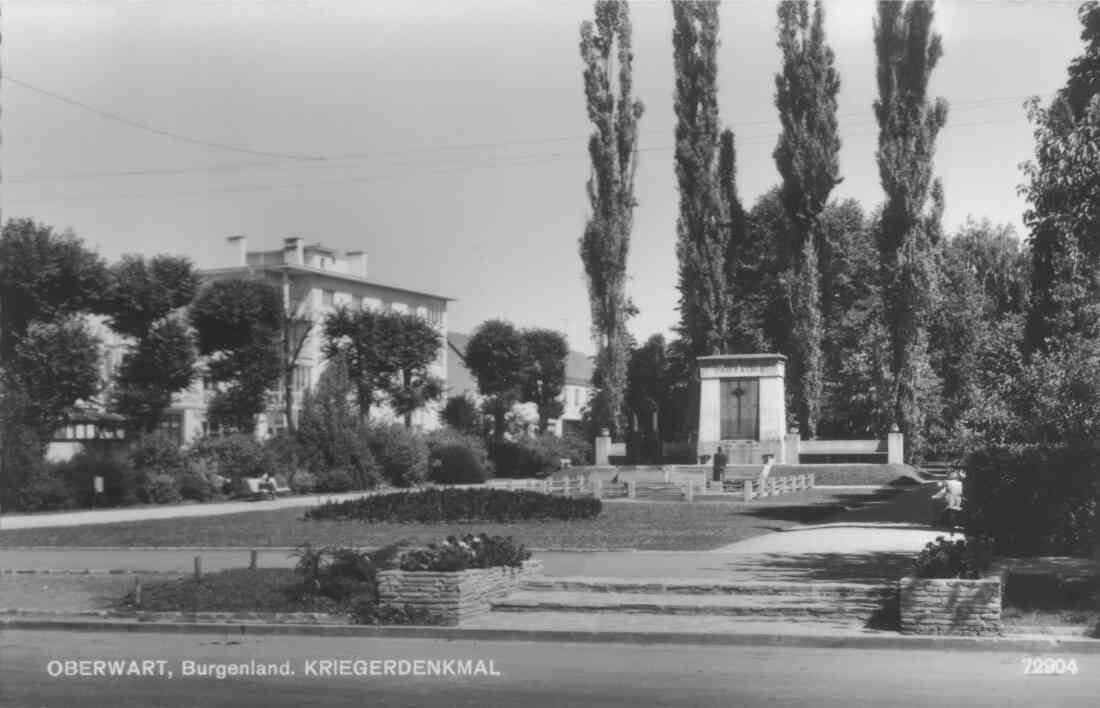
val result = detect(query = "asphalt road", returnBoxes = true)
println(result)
[2,630,1098,707]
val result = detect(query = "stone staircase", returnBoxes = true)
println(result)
[489,576,897,628]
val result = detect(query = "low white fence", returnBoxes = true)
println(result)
[484,472,815,502]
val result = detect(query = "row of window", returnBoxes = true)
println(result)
[319,289,443,326]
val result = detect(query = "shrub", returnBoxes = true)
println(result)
[489,434,586,478]
[398,534,530,572]
[58,449,143,507]
[425,428,492,474]
[186,433,277,481]
[315,467,356,493]
[912,536,994,579]
[12,465,77,511]
[367,424,428,487]
[305,487,602,523]
[427,445,488,484]
[140,472,182,505]
[289,543,401,604]
[440,395,485,436]
[127,431,186,476]
[965,442,1099,556]
[177,469,217,501]
[290,469,319,494]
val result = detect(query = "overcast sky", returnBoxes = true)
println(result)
[0,0,1085,354]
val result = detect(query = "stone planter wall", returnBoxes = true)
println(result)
[377,560,543,625]
[899,575,1002,636]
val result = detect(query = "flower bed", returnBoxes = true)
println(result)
[900,536,1001,635]
[377,560,543,626]
[304,487,601,523]
[899,576,1003,635]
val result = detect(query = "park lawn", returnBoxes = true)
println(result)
[1001,572,1100,633]
[0,488,888,551]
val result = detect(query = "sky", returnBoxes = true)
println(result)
[0,0,1087,355]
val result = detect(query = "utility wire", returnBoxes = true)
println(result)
[3,75,1049,184]
[5,115,1028,207]
[3,74,329,162]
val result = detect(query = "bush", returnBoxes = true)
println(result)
[305,487,602,523]
[289,543,401,604]
[489,434,587,478]
[426,429,492,474]
[186,433,278,481]
[440,395,485,436]
[290,469,319,494]
[912,536,994,579]
[140,472,182,505]
[12,465,77,511]
[58,449,143,507]
[427,445,489,485]
[315,467,356,493]
[366,424,428,487]
[127,431,186,476]
[177,469,217,501]
[398,534,530,572]
[965,442,1099,556]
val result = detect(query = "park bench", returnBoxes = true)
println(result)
[243,477,292,500]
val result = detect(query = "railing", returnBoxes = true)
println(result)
[483,471,815,502]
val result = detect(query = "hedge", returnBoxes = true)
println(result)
[965,443,1099,556]
[304,487,602,523]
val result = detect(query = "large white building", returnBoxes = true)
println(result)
[164,236,453,442]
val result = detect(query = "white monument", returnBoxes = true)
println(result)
[696,354,789,465]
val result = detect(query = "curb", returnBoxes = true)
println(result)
[1,569,182,575]
[2,616,1099,652]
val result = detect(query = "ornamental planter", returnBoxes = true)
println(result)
[376,560,543,626]
[899,575,1002,636]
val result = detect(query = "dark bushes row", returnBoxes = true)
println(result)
[964,443,1098,556]
[305,487,602,523]
[488,433,593,479]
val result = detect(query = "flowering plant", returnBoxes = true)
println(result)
[398,534,530,572]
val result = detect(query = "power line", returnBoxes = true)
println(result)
[4,114,1029,208]
[3,77,1050,184]
[3,74,329,162]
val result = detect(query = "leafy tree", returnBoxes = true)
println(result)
[441,394,486,436]
[384,312,444,428]
[110,318,196,433]
[6,318,102,437]
[773,0,841,437]
[520,328,569,433]
[100,255,199,432]
[734,188,786,353]
[296,352,379,489]
[190,277,282,433]
[322,307,443,427]
[579,0,644,437]
[0,219,108,359]
[465,319,526,439]
[672,0,735,358]
[873,0,948,456]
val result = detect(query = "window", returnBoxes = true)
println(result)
[426,308,443,327]
[293,365,312,391]
[416,305,428,320]
[322,289,335,306]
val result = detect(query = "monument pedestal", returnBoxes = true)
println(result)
[695,354,788,465]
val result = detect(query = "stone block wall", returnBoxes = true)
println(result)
[377,560,543,625]
[899,576,1002,636]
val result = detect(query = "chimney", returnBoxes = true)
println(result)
[226,235,247,266]
[283,237,304,265]
[347,250,368,278]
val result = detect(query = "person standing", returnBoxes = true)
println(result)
[932,471,964,531]
[712,445,728,484]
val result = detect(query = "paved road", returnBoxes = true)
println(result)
[1,630,1096,707]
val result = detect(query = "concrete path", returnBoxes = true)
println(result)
[0,491,373,530]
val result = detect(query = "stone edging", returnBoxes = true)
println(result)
[1,608,346,623]
[1,569,180,575]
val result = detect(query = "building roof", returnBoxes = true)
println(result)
[200,263,455,303]
[445,332,594,397]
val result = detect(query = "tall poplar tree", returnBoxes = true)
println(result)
[872,0,948,454]
[579,0,644,437]
[773,0,841,438]
[673,0,729,359]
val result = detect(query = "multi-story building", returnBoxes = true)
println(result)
[445,332,593,437]
[166,236,453,442]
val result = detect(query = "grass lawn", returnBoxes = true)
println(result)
[0,488,894,551]
[115,568,341,614]
[772,464,922,486]
[1001,572,1100,633]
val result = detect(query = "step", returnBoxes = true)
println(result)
[464,611,885,635]
[520,577,896,601]
[492,590,887,619]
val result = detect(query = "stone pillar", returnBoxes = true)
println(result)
[685,481,694,502]
[628,480,637,499]
[888,426,904,464]
[592,477,603,499]
[783,429,801,466]
[595,429,612,466]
